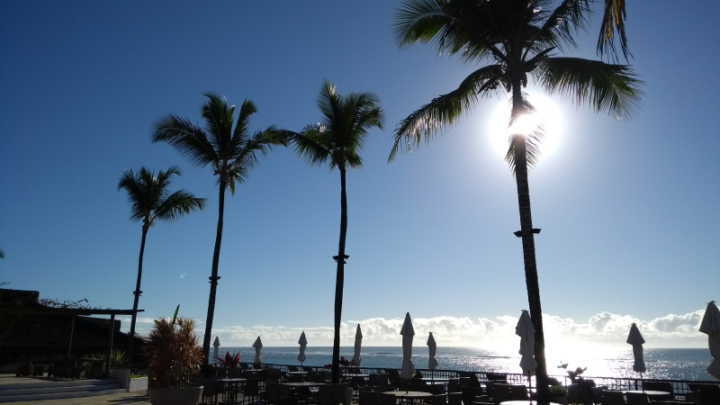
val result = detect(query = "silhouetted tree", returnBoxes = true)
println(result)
[390,1,640,400]
[153,94,289,363]
[291,81,383,383]
[118,166,204,365]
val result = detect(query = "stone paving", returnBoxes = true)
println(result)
[1,392,150,405]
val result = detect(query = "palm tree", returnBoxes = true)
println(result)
[153,93,290,363]
[390,0,640,400]
[118,166,205,365]
[292,81,383,383]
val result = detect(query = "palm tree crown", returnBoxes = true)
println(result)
[295,81,384,169]
[118,167,205,227]
[390,0,641,164]
[153,93,289,193]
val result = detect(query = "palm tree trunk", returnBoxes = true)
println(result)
[202,179,226,364]
[127,222,149,369]
[511,83,550,402]
[331,166,349,384]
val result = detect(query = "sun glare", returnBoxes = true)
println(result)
[486,93,565,162]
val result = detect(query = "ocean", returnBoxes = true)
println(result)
[218,346,716,381]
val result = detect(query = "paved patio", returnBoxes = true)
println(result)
[2,392,150,405]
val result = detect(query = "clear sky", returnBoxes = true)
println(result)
[2,1,719,349]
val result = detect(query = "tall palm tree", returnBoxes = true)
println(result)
[153,93,290,363]
[118,167,205,365]
[390,0,640,400]
[292,81,383,383]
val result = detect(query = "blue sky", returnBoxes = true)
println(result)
[1,1,719,347]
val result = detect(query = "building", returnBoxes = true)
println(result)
[0,288,143,371]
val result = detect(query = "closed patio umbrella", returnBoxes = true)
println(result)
[699,301,720,379]
[427,332,438,370]
[298,331,308,365]
[400,312,416,379]
[352,324,362,366]
[253,336,263,366]
[626,323,646,375]
[213,336,221,364]
[516,310,537,377]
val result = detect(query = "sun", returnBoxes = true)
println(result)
[486,93,565,162]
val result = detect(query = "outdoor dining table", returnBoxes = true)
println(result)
[623,390,673,399]
[421,377,450,383]
[343,373,370,378]
[282,381,327,387]
[286,371,308,376]
[383,390,434,405]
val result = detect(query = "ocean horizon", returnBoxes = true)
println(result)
[216,346,715,381]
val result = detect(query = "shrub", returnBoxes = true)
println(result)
[144,318,203,388]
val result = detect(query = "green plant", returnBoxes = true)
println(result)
[145,318,203,388]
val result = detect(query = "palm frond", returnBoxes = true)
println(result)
[597,0,630,61]
[395,0,450,45]
[539,0,591,48]
[232,99,257,147]
[390,64,504,160]
[536,57,640,117]
[505,127,545,172]
[118,169,150,221]
[156,191,205,220]
[293,125,332,166]
[153,116,218,166]
[202,93,235,156]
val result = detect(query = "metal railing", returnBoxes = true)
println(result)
[248,362,718,397]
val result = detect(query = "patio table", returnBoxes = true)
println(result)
[624,390,672,399]
[383,390,434,405]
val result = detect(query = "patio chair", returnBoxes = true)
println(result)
[243,378,260,405]
[600,391,625,405]
[369,374,389,387]
[461,386,484,405]
[688,383,720,405]
[626,392,650,405]
[360,389,380,405]
[319,384,353,405]
[379,393,398,405]
[447,391,462,405]
[509,385,528,400]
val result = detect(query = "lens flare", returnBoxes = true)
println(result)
[486,93,565,162]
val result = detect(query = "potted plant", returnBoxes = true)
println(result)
[217,352,241,377]
[145,318,204,405]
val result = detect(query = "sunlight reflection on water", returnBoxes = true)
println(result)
[221,347,714,380]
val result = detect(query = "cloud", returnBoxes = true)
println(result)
[206,309,707,350]
[122,309,708,351]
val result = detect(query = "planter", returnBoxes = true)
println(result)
[110,368,131,388]
[128,376,148,392]
[150,386,204,405]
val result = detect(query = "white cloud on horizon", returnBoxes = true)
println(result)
[123,309,708,353]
